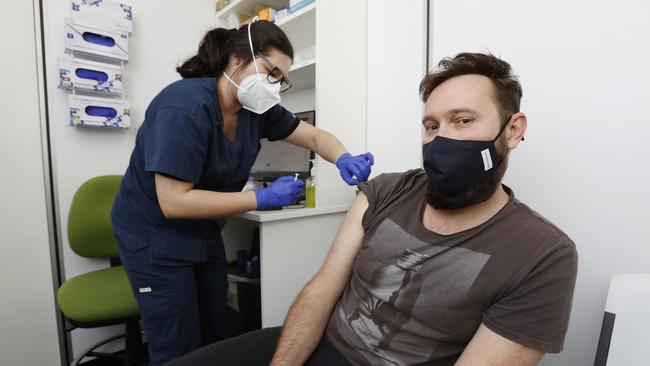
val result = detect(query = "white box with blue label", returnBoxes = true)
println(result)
[68,94,130,128]
[69,0,133,34]
[59,56,123,94]
[65,19,129,62]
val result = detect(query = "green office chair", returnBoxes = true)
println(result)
[57,175,145,365]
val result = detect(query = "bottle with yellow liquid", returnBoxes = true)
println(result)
[305,174,316,208]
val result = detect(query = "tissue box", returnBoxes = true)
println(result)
[70,0,133,34]
[68,94,130,128]
[65,19,129,62]
[59,56,123,93]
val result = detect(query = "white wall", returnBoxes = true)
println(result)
[0,0,61,364]
[315,0,368,207]
[366,0,427,175]
[430,1,650,365]
[41,0,218,357]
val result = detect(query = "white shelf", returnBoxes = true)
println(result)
[275,2,315,28]
[288,60,315,92]
[216,1,316,52]
[216,0,288,21]
[227,272,260,284]
[278,4,315,51]
[215,0,242,19]
[237,204,349,223]
[290,58,315,72]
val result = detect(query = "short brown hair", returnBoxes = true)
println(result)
[419,53,523,120]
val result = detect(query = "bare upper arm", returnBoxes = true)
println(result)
[310,192,369,297]
[154,173,194,218]
[282,120,318,150]
[455,323,544,366]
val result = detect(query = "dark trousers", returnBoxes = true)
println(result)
[164,326,351,366]
[117,239,228,366]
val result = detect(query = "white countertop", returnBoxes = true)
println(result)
[236,204,350,223]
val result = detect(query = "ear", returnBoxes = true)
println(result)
[505,112,527,149]
[226,54,243,74]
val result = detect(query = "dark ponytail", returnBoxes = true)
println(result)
[176,20,294,79]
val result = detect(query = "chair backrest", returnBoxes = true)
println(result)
[594,273,650,366]
[68,175,123,259]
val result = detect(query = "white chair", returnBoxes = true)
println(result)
[594,273,650,365]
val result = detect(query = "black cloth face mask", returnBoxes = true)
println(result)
[422,115,513,195]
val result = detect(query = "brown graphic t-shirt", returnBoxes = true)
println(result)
[325,169,578,366]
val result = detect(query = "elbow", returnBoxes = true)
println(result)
[158,198,183,219]
[154,173,193,220]
[159,202,176,219]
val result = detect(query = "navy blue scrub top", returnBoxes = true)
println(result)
[112,77,300,265]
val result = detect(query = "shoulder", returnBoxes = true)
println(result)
[505,198,578,266]
[359,169,427,198]
[147,77,217,117]
[515,200,574,244]
[357,169,427,223]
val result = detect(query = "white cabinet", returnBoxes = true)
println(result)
[222,206,348,327]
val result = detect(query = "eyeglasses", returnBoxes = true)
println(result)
[256,53,293,93]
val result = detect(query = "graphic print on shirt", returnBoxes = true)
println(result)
[347,248,430,363]
[334,218,491,365]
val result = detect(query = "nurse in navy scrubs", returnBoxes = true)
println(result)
[111,19,373,366]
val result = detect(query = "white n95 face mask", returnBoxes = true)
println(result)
[223,18,282,114]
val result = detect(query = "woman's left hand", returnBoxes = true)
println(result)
[336,152,375,185]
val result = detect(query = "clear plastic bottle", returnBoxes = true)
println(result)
[305,174,316,208]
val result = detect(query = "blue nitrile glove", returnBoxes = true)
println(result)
[254,176,305,210]
[336,152,375,185]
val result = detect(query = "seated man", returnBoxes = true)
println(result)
[167,52,578,366]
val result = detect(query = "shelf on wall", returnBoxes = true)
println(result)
[215,1,316,47]
[290,58,315,72]
[288,60,315,92]
[275,2,315,28]
[216,0,288,22]
[276,3,315,51]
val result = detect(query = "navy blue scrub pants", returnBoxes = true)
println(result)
[117,238,228,366]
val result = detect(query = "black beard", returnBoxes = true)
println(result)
[425,146,509,210]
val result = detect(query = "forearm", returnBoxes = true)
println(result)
[313,129,347,164]
[270,279,339,366]
[162,189,257,220]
